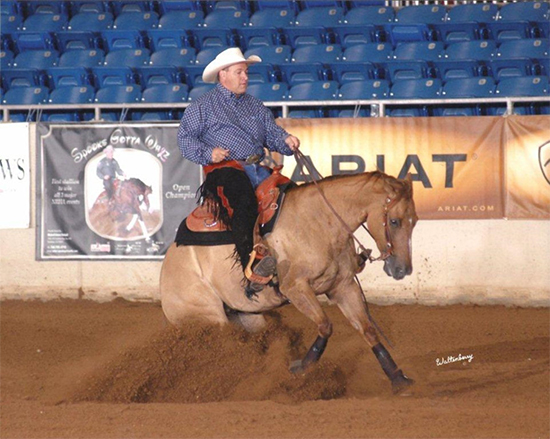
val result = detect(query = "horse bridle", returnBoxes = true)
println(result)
[294,149,397,264]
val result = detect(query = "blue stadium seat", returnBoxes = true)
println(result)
[381,60,429,81]
[254,1,299,13]
[441,77,495,98]
[328,62,375,84]
[281,27,327,48]
[495,76,549,97]
[332,25,375,48]
[278,63,324,85]
[498,1,548,24]
[189,28,237,49]
[195,46,228,65]
[13,50,59,69]
[181,65,207,87]
[244,46,291,65]
[329,107,370,118]
[444,40,497,61]
[68,1,107,15]
[91,67,135,88]
[0,50,15,70]
[104,48,150,68]
[300,1,344,9]
[58,49,105,68]
[108,1,152,15]
[393,41,444,61]
[48,85,95,103]
[142,83,189,103]
[497,39,549,60]
[294,6,344,27]
[25,1,68,15]
[396,5,447,25]
[205,1,251,12]
[55,31,97,51]
[203,9,249,28]
[342,43,393,63]
[10,31,56,51]
[100,30,146,50]
[287,108,324,118]
[158,10,204,29]
[446,3,497,23]
[489,59,532,80]
[188,84,216,101]
[22,13,68,32]
[113,11,159,30]
[248,8,295,28]
[95,85,142,103]
[1,68,44,88]
[135,66,180,87]
[389,78,442,99]
[338,79,389,99]
[292,44,342,63]
[237,28,281,49]
[2,86,49,105]
[157,1,203,14]
[247,82,288,101]
[147,30,192,51]
[246,64,277,83]
[1,14,23,33]
[150,48,196,67]
[68,12,114,32]
[485,22,530,42]
[46,67,90,88]
[343,6,395,25]
[433,60,481,80]
[288,81,339,100]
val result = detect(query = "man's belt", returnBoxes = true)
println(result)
[203,154,264,175]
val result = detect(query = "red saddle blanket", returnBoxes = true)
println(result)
[186,166,291,233]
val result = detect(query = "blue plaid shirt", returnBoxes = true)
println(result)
[178,83,293,165]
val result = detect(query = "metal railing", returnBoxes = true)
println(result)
[2,96,549,122]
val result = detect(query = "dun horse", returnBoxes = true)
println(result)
[110,178,152,239]
[160,171,418,394]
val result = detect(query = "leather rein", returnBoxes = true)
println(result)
[293,149,397,264]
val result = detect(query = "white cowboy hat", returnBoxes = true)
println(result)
[202,47,261,83]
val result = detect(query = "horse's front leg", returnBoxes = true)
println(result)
[283,279,333,374]
[329,281,414,394]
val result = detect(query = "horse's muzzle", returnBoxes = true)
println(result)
[384,257,412,280]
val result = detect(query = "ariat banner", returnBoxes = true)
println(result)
[36,124,201,260]
[504,116,550,219]
[277,117,505,219]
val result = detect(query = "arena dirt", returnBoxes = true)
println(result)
[1,298,548,438]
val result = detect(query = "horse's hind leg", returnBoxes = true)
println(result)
[330,282,414,394]
[283,279,333,373]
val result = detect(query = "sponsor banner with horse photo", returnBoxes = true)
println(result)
[36,124,200,260]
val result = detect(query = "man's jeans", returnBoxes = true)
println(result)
[243,163,271,189]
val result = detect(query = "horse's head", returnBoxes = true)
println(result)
[366,174,418,280]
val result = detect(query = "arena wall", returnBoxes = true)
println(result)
[0,123,548,306]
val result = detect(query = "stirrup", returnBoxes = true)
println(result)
[244,248,276,285]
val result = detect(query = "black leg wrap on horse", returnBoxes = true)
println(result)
[303,335,329,368]
[372,343,399,379]
[198,168,258,269]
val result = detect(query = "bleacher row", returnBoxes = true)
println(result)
[1,0,549,121]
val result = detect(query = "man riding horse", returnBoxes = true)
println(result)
[96,145,126,201]
[177,48,301,296]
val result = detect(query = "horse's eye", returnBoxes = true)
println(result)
[389,218,400,228]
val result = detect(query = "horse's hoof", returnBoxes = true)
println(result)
[391,370,415,395]
[289,360,305,374]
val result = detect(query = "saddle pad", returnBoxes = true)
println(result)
[175,217,234,247]
[186,202,229,232]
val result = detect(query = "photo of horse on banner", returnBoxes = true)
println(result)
[85,147,163,241]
